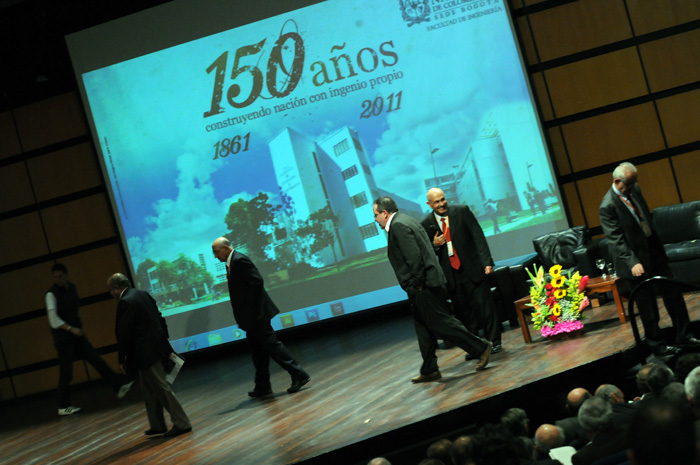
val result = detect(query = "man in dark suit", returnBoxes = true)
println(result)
[599,162,699,356]
[108,273,191,438]
[212,237,309,397]
[421,188,502,356]
[372,196,491,383]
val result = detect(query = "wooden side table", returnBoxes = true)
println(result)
[513,276,625,343]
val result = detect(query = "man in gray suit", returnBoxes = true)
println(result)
[372,196,491,383]
[599,162,699,356]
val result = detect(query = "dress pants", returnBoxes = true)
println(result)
[246,321,307,390]
[411,286,489,375]
[53,333,121,408]
[623,262,690,347]
[449,267,501,345]
[140,361,191,431]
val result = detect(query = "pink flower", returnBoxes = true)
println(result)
[579,296,590,311]
[578,275,589,292]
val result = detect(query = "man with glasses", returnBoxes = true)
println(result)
[599,162,700,356]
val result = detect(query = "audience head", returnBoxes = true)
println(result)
[636,363,654,394]
[661,382,691,412]
[578,396,614,435]
[675,353,700,384]
[595,384,625,403]
[534,424,565,455]
[367,458,391,465]
[500,407,530,437]
[647,364,674,397]
[566,387,591,413]
[450,435,475,465]
[426,438,452,464]
[627,399,695,465]
[685,366,700,408]
[473,423,521,465]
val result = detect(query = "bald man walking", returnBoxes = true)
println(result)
[212,237,310,397]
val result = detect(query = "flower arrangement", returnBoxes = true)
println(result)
[526,264,590,338]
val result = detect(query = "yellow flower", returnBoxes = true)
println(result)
[551,275,566,288]
[549,264,563,277]
[552,304,561,316]
[554,288,566,299]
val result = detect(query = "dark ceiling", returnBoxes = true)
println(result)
[0,0,172,110]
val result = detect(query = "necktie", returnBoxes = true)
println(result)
[441,217,461,270]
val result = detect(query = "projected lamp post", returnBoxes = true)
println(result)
[526,162,534,191]
[429,145,439,180]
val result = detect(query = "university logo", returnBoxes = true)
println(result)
[399,0,431,27]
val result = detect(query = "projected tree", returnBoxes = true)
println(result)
[296,205,342,270]
[224,192,280,264]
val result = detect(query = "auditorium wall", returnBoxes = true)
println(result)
[0,0,698,401]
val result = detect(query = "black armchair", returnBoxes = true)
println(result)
[510,226,598,298]
[653,200,700,284]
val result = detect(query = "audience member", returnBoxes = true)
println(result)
[426,438,452,464]
[555,388,591,446]
[633,363,653,400]
[675,353,700,384]
[500,407,530,437]
[660,381,692,413]
[643,364,674,401]
[685,366,700,419]
[571,396,626,465]
[450,435,475,465]
[473,423,522,465]
[367,458,392,465]
[594,384,636,427]
[534,424,566,457]
[627,399,695,465]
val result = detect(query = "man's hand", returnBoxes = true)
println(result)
[69,327,84,337]
[631,263,645,277]
[484,266,493,275]
[119,363,127,375]
[433,231,446,247]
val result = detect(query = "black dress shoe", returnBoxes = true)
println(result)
[144,429,166,436]
[287,376,310,394]
[491,344,502,354]
[163,426,192,438]
[654,345,681,356]
[248,388,273,398]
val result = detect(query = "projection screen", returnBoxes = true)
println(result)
[67,0,568,353]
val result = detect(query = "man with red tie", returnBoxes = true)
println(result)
[212,237,310,397]
[599,162,700,356]
[421,188,502,356]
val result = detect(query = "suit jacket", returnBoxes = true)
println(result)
[387,212,446,294]
[599,186,667,280]
[420,205,494,288]
[115,287,171,372]
[571,425,628,465]
[226,250,279,331]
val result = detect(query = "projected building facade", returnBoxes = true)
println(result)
[269,126,421,268]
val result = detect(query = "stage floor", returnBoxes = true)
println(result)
[2,292,699,465]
